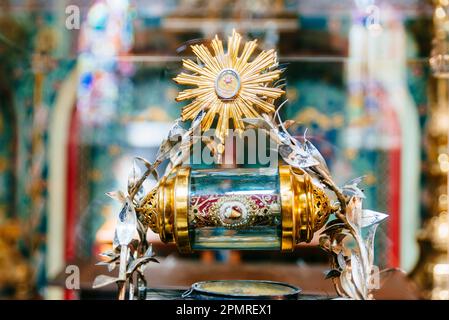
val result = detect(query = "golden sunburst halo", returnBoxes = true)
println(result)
[173,30,285,142]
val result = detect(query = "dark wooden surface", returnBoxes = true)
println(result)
[52,258,421,300]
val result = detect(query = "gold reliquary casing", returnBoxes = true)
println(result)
[137,165,335,253]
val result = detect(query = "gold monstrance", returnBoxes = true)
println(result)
[174,30,285,142]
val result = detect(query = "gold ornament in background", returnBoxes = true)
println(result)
[0,221,32,299]
[410,0,449,300]
[173,30,285,142]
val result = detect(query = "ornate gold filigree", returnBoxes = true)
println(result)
[190,194,280,229]
[311,185,336,232]
[137,187,159,233]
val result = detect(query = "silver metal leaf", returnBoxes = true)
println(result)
[116,198,137,245]
[344,176,366,187]
[303,131,330,175]
[191,110,206,130]
[112,230,120,250]
[134,156,153,170]
[361,210,388,228]
[144,244,154,257]
[168,119,186,140]
[97,255,119,265]
[342,185,366,199]
[108,262,117,272]
[273,131,289,146]
[92,275,120,289]
[106,190,126,203]
[242,118,273,131]
[155,119,189,164]
[127,159,142,195]
[337,252,347,270]
[350,252,367,299]
[99,250,119,259]
[322,223,348,238]
[282,119,296,130]
[342,176,366,198]
[325,269,341,279]
[273,100,288,127]
[126,256,159,276]
[279,145,319,169]
[168,139,192,170]
[276,130,294,146]
[346,197,363,232]
[364,225,379,269]
[340,269,362,300]
[319,235,330,249]
[155,138,173,162]
[242,115,291,146]
[133,157,159,188]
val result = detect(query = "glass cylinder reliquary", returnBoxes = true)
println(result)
[138,165,334,253]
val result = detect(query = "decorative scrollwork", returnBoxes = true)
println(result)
[137,187,159,233]
[311,184,337,232]
[190,194,280,229]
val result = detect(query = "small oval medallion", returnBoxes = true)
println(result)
[219,200,248,227]
[215,68,241,100]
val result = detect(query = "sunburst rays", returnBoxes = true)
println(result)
[173,30,285,142]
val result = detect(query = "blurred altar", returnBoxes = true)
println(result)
[0,0,447,300]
